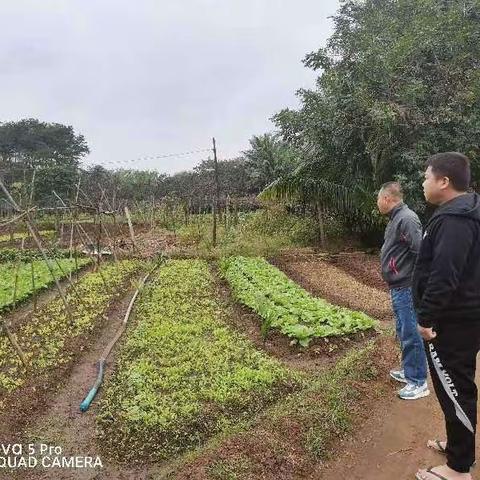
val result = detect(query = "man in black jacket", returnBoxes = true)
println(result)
[414,152,480,480]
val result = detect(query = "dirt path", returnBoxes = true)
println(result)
[315,363,480,480]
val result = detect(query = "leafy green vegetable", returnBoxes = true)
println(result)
[0,247,72,262]
[220,256,377,346]
[0,257,90,312]
[97,259,298,462]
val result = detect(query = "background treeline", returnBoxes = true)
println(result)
[2,0,480,245]
[0,118,293,212]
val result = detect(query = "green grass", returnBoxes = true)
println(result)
[220,256,377,346]
[97,259,299,462]
[0,257,90,312]
[0,260,141,398]
[207,458,252,480]
[175,207,330,258]
[275,340,381,460]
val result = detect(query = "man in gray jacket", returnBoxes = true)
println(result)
[377,181,429,400]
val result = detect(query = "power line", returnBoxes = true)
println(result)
[84,147,213,169]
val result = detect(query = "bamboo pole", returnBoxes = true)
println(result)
[12,238,25,309]
[31,260,37,312]
[0,317,28,369]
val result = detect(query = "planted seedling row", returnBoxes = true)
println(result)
[220,256,377,346]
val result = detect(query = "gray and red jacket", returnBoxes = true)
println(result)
[381,202,422,289]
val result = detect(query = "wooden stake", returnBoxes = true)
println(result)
[31,261,37,312]
[0,317,28,370]
[124,206,137,251]
[12,238,25,309]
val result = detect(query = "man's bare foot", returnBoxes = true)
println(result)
[416,464,472,480]
[427,439,447,454]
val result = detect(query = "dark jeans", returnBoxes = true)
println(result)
[390,286,427,386]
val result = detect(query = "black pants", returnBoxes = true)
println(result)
[425,322,480,473]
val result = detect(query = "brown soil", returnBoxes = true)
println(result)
[114,228,177,259]
[272,256,393,323]
[314,359,480,480]
[0,223,175,258]
[326,251,387,292]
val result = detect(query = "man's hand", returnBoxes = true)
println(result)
[418,325,437,341]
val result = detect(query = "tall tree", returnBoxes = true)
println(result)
[265,0,480,239]
[0,118,89,206]
[243,133,299,192]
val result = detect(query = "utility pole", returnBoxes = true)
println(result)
[212,137,220,247]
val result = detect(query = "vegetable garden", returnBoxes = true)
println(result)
[0,196,388,480]
[0,260,140,398]
[3,0,480,476]
[0,257,90,312]
[97,259,299,462]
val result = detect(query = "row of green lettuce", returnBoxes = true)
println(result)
[220,256,377,346]
[0,247,74,263]
[97,259,300,462]
[0,257,91,313]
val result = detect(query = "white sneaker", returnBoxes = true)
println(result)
[398,382,430,400]
[389,369,407,384]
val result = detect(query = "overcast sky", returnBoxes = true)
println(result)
[0,0,339,174]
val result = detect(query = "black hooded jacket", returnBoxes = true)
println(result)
[412,192,480,328]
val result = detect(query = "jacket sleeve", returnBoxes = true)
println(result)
[399,215,422,255]
[416,216,474,328]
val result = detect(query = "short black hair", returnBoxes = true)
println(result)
[380,181,403,199]
[426,152,471,192]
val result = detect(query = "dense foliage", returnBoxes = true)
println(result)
[0,247,70,262]
[0,118,89,206]
[263,0,480,239]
